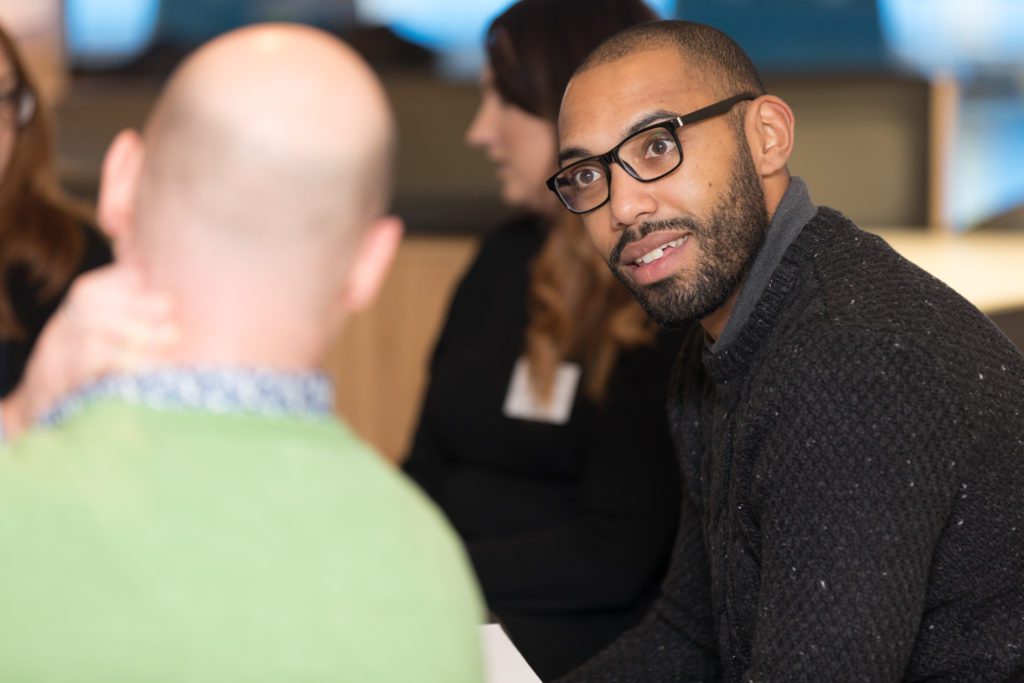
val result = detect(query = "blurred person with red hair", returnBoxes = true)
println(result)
[0,23,110,396]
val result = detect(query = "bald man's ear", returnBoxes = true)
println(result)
[338,215,404,313]
[745,96,794,178]
[97,129,146,257]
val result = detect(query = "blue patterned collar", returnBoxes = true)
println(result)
[41,367,335,427]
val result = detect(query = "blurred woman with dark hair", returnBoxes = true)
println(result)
[0,24,111,396]
[403,0,684,677]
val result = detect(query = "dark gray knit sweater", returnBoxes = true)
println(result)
[562,208,1024,682]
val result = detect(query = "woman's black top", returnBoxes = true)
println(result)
[404,217,683,680]
[0,223,111,397]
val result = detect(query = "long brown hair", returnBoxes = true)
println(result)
[486,0,659,402]
[0,24,94,340]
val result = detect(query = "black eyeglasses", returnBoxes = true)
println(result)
[546,93,757,214]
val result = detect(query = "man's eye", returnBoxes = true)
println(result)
[644,136,673,158]
[572,166,603,188]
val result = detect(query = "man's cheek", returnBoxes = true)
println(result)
[581,221,609,255]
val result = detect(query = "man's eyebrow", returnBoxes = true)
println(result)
[558,146,591,165]
[623,109,680,137]
[557,109,681,167]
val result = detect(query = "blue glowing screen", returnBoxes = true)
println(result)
[357,0,675,75]
[65,0,160,68]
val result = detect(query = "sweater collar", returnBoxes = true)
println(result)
[701,206,839,382]
[712,176,817,351]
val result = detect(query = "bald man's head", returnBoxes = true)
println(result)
[138,24,394,249]
[97,24,404,367]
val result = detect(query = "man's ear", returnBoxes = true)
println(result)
[745,95,795,178]
[338,215,404,313]
[97,129,146,256]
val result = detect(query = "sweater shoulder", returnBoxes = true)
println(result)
[0,403,486,681]
[780,208,1017,359]
[462,216,543,286]
[751,211,1024,458]
[439,216,541,327]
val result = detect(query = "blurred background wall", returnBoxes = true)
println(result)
[2,0,1022,458]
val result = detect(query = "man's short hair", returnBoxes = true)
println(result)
[578,20,766,101]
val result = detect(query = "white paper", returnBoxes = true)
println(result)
[502,357,580,425]
[481,624,542,683]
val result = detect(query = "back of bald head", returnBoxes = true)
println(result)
[577,20,766,101]
[136,24,395,258]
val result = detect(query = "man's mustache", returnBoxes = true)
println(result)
[609,217,702,267]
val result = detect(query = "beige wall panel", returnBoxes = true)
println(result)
[324,236,478,462]
[771,78,930,228]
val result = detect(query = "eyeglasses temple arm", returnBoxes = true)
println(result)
[678,93,759,127]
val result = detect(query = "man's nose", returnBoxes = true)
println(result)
[608,163,656,230]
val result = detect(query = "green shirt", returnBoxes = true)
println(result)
[0,400,485,682]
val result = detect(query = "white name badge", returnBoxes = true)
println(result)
[502,357,580,425]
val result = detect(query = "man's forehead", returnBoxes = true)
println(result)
[559,47,707,151]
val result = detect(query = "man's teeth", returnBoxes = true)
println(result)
[636,236,687,265]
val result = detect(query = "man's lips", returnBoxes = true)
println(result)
[618,230,692,267]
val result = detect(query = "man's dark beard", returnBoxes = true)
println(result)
[608,140,770,329]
